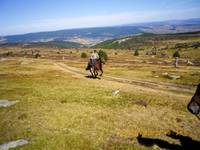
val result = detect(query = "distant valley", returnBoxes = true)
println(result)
[1,18,200,48]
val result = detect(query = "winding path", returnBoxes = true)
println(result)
[54,63,195,95]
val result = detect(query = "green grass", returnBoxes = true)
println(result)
[94,32,200,50]
[105,64,200,85]
[0,58,200,150]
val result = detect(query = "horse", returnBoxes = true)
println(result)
[86,58,104,78]
[187,83,200,119]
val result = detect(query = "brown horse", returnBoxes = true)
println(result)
[86,58,104,78]
[187,83,200,119]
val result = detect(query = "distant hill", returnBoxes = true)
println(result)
[137,18,200,34]
[1,26,141,46]
[0,41,85,49]
[94,31,200,49]
[23,41,85,48]
[1,18,200,47]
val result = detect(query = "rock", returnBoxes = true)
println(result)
[167,74,181,80]
[0,100,18,107]
[112,90,120,96]
[187,60,194,65]
[20,61,29,65]
[0,58,7,62]
[162,73,181,80]
[157,61,163,64]
[0,139,28,150]
[162,72,168,76]
[153,144,160,149]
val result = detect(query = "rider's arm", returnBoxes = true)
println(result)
[96,53,99,59]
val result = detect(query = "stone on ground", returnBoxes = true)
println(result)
[112,90,120,96]
[0,139,28,150]
[0,100,18,107]
[167,74,181,80]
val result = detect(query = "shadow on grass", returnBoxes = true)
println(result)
[85,75,101,80]
[137,130,200,150]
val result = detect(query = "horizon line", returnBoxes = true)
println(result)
[2,17,200,37]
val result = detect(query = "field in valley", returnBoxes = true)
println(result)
[0,39,200,149]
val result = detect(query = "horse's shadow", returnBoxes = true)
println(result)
[137,130,200,150]
[85,75,101,80]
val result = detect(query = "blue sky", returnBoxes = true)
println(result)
[0,0,200,35]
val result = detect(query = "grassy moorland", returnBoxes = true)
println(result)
[0,57,200,150]
[0,33,200,149]
[94,32,200,50]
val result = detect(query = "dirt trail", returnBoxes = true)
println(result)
[54,63,85,79]
[54,63,195,96]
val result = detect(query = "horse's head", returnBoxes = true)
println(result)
[188,84,200,115]
[99,58,106,64]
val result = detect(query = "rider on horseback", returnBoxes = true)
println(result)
[86,49,104,77]
[90,50,99,69]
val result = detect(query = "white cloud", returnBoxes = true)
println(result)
[21,12,157,30]
[0,11,161,35]
[1,7,200,35]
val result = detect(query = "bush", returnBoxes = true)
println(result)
[81,52,87,58]
[98,50,108,61]
[192,42,200,49]
[134,50,139,56]
[6,51,13,56]
[173,51,180,58]
[34,53,40,58]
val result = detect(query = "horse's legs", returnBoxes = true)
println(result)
[95,69,98,76]
[99,69,103,76]
[91,67,98,78]
[94,68,98,78]
[89,68,94,78]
